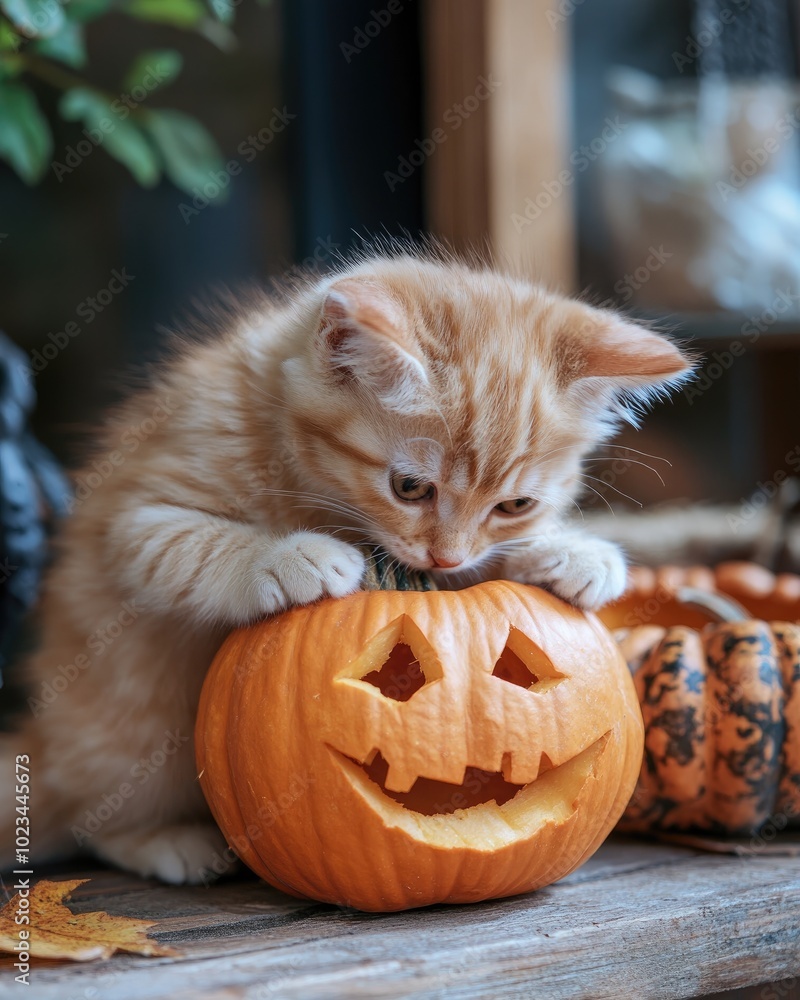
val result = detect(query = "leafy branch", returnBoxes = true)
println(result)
[0,0,267,195]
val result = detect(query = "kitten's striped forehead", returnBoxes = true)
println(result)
[405,281,561,493]
[321,256,589,496]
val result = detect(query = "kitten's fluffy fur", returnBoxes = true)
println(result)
[0,251,691,883]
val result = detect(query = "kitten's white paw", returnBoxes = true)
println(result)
[93,823,231,884]
[258,532,366,612]
[507,537,627,611]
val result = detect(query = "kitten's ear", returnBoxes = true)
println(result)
[317,278,428,410]
[564,307,694,421]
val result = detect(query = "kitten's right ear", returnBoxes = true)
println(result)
[316,278,428,411]
[561,304,696,425]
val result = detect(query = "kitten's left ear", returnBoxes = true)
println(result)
[564,306,695,419]
[316,278,429,411]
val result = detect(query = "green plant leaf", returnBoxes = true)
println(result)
[33,21,87,68]
[123,49,183,94]
[0,53,23,80]
[124,0,206,27]
[66,0,115,22]
[143,108,226,199]
[59,87,160,186]
[206,0,234,24]
[0,21,21,51]
[1,0,66,39]
[0,80,52,182]
[196,16,236,51]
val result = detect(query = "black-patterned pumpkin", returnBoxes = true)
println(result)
[598,564,800,835]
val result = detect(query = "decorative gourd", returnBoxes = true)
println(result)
[597,563,800,836]
[196,581,643,912]
[598,560,800,632]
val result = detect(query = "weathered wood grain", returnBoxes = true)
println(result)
[2,838,798,1000]
[423,0,575,292]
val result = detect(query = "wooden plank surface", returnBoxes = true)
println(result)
[2,837,799,999]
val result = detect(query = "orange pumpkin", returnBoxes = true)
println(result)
[597,563,800,836]
[598,561,800,632]
[196,582,643,911]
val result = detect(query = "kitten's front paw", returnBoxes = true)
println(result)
[507,537,627,611]
[93,823,231,885]
[258,532,366,612]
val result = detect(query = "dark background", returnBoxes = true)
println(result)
[1,0,798,509]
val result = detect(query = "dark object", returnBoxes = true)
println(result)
[0,333,68,684]
[359,545,437,591]
[282,0,424,262]
[693,0,797,78]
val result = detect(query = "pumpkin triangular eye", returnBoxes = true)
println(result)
[492,627,566,692]
[492,646,539,688]
[340,615,443,702]
[361,643,426,702]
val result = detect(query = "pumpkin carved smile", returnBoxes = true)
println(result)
[332,735,611,845]
[341,748,528,814]
[196,581,643,910]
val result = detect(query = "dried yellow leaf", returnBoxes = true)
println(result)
[0,879,175,961]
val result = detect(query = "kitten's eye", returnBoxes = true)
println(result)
[495,498,535,515]
[391,473,435,502]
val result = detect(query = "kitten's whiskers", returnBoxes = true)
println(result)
[578,473,643,508]
[573,480,616,514]
[580,455,667,486]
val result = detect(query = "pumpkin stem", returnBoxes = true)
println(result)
[358,545,438,592]
[674,586,750,623]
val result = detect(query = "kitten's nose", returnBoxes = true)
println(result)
[428,552,463,569]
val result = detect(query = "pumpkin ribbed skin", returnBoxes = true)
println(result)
[598,562,800,836]
[196,582,643,912]
[600,561,800,631]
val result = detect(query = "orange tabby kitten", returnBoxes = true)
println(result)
[0,251,691,883]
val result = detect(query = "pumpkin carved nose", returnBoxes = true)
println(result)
[429,552,463,569]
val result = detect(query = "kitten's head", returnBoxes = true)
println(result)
[281,255,692,574]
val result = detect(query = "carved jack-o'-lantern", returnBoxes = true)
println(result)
[196,582,643,911]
